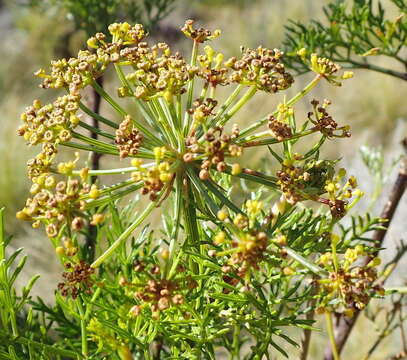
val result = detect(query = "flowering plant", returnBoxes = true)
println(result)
[7,20,390,359]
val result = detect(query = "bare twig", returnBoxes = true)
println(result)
[387,351,407,360]
[300,282,318,360]
[85,76,104,262]
[363,298,403,360]
[324,139,407,360]
[90,76,104,183]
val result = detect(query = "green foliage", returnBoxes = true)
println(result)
[0,207,79,359]
[27,0,178,35]
[4,15,403,360]
[283,0,407,80]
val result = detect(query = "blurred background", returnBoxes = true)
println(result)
[0,0,405,358]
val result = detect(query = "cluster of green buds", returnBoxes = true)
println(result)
[188,97,218,127]
[276,155,335,204]
[87,318,131,359]
[317,243,384,316]
[277,155,363,218]
[197,46,229,87]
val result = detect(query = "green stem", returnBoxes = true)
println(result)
[78,121,115,140]
[165,175,183,277]
[240,129,317,146]
[209,84,244,128]
[184,40,199,135]
[151,100,178,148]
[114,64,158,126]
[71,131,117,151]
[85,183,143,209]
[347,60,407,81]
[91,198,159,268]
[76,298,88,357]
[91,79,127,117]
[218,86,257,127]
[182,177,202,278]
[159,97,181,148]
[0,331,81,358]
[232,325,240,359]
[79,102,118,129]
[61,140,115,154]
[73,163,153,176]
[62,141,154,159]
[326,311,340,360]
[114,65,166,146]
[237,75,322,139]
[284,247,327,276]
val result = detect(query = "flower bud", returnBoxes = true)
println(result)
[217,210,228,221]
[55,246,65,256]
[231,163,241,175]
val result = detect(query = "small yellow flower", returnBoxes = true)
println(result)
[246,200,263,217]
[297,48,307,58]
[368,257,381,268]
[214,231,226,244]
[217,209,228,221]
[154,147,166,161]
[89,184,100,200]
[231,163,241,175]
[233,214,248,229]
[91,213,105,225]
[344,248,358,263]
[319,252,332,265]
[55,247,65,256]
[342,71,354,79]
[131,159,143,168]
[159,173,172,182]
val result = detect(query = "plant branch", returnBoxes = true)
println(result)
[324,140,407,360]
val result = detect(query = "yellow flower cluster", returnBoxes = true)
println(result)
[323,168,364,218]
[115,115,143,159]
[308,99,351,138]
[131,153,173,201]
[297,49,353,86]
[226,46,294,93]
[16,174,88,238]
[181,19,221,43]
[197,45,229,87]
[125,42,194,101]
[17,95,80,146]
[213,207,270,279]
[185,125,243,180]
[189,97,218,126]
[318,244,384,314]
[37,23,147,95]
